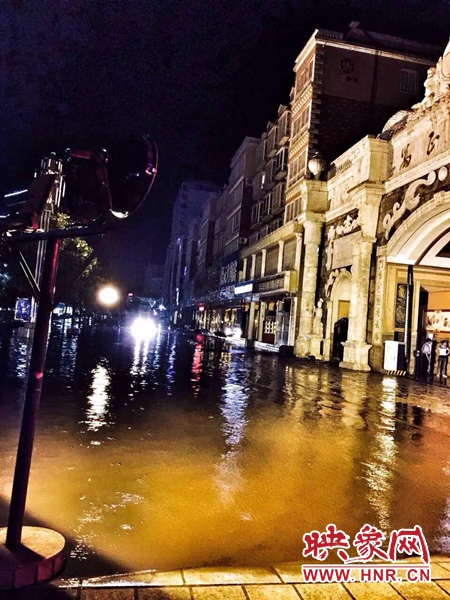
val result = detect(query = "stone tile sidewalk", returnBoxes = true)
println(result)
[4,557,450,599]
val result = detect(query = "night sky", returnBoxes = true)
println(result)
[1,0,450,291]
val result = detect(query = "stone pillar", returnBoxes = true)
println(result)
[340,236,374,371]
[258,301,266,341]
[242,257,248,282]
[250,253,256,280]
[277,240,285,273]
[247,301,256,341]
[294,233,303,273]
[288,296,298,346]
[295,221,322,357]
[261,249,267,278]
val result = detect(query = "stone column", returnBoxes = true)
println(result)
[261,249,267,278]
[294,233,303,273]
[250,253,256,280]
[242,257,248,282]
[340,236,374,371]
[258,301,266,341]
[277,240,285,273]
[295,221,322,357]
[247,301,256,341]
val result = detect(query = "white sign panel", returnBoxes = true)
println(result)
[384,341,402,371]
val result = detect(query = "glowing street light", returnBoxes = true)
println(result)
[98,286,120,306]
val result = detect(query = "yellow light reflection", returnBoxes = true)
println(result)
[86,363,111,432]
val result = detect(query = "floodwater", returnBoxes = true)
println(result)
[1,324,450,577]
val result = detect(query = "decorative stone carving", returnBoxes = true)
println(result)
[380,39,450,138]
[326,213,360,270]
[325,268,343,298]
[313,298,324,337]
[382,170,438,240]
[328,213,360,243]
[372,257,386,345]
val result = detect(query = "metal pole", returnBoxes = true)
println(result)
[6,236,60,549]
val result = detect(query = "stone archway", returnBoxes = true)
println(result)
[386,190,450,265]
[381,190,450,371]
[324,270,351,361]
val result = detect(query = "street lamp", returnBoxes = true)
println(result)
[98,285,120,306]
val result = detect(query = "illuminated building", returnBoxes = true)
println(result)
[239,24,440,354]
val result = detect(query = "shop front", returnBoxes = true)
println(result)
[236,272,297,348]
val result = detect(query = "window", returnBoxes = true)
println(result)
[288,150,307,186]
[400,69,419,94]
[232,213,240,233]
[275,148,288,175]
[261,172,266,188]
[295,60,314,98]
[292,104,310,141]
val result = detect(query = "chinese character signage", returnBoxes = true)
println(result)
[302,523,430,584]
[14,298,31,322]
[220,251,238,300]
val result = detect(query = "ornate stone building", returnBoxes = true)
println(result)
[312,39,450,373]
[238,24,439,353]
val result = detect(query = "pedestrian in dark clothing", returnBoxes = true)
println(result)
[438,340,450,379]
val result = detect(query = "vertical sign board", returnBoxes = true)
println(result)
[220,251,239,300]
[14,298,32,322]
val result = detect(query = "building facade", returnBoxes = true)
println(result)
[237,24,439,352]
[143,263,164,299]
[298,39,450,374]
[163,179,219,318]
[163,25,447,376]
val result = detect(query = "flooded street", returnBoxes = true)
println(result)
[1,325,450,578]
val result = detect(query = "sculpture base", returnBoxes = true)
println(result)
[309,335,324,360]
[0,526,65,589]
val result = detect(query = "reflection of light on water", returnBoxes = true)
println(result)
[362,377,397,531]
[215,376,248,504]
[8,336,31,379]
[191,343,202,397]
[71,491,144,560]
[86,363,111,432]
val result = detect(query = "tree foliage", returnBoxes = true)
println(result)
[52,214,105,309]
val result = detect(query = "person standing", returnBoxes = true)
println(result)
[438,340,450,379]
[421,338,433,378]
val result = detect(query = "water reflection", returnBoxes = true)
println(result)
[1,328,450,576]
[86,361,112,432]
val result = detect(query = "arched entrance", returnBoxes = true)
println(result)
[324,270,351,362]
[383,191,450,374]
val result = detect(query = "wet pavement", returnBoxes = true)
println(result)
[2,323,450,580]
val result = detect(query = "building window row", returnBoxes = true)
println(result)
[288,150,307,186]
[284,198,301,224]
[292,104,311,141]
[295,60,314,99]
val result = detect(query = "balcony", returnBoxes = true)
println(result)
[277,110,291,146]
[272,184,285,215]
[261,194,273,222]
[267,126,278,158]
[275,164,288,180]
[250,202,263,230]
[255,139,267,171]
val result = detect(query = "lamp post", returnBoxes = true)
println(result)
[0,136,157,589]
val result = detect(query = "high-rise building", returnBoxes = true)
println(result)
[163,180,219,317]
[143,263,164,299]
